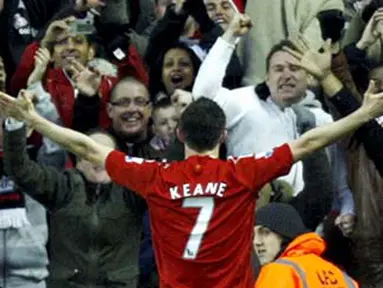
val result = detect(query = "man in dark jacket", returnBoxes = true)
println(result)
[3,121,145,288]
[73,76,161,287]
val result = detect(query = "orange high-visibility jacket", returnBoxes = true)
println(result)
[255,233,359,288]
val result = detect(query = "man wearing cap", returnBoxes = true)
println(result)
[253,203,358,288]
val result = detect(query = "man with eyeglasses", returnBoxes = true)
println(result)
[75,76,159,157]
[107,77,153,149]
[73,76,161,287]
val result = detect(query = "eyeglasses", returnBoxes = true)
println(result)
[110,97,150,108]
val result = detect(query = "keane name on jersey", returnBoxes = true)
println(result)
[169,182,227,200]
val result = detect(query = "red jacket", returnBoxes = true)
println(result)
[11,42,149,129]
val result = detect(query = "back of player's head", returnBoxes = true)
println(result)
[178,97,226,153]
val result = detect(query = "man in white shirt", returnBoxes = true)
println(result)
[191,14,355,233]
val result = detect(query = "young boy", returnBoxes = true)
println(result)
[1,85,383,287]
[150,98,178,152]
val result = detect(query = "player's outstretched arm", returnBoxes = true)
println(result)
[290,81,383,162]
[0,90,113,166]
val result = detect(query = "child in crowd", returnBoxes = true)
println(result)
[150,98,178,152]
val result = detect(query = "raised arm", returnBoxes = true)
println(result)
[192,13,252,100]
[284,35,383,171]
[3,124,71,210]
[25,46,67,167]
[327,87,383,176]
[28,82,61,124]
[0,91,112,167]
[290,80,383,162]
[344,8,383,94]
[191,14,253,129]
[0,90,161,199]
[27,80,67,169]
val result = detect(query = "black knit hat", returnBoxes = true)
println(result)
[255,203,309,240]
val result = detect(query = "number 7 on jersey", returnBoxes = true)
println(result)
[182,197,215,260]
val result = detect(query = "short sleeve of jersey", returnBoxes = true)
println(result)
[105,150,160,199]
[232,144,293,194]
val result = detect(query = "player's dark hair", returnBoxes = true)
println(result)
[178,98,226,153]
[265,40,297,72]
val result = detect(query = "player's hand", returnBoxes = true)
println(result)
[41,17,76,49]
[222,13,252,44]
[283,35,332,81]
[68,59,102,97]
[0,57,6,92]
[0,90,37,122]
[335,213,355,237]
[16,91,37,137]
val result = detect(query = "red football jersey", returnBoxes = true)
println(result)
[105,144,293,288]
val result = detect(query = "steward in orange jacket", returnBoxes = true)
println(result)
[254,203,358,288]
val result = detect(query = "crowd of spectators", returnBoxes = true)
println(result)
[1,0,383,287]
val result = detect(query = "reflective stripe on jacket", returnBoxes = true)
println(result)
[255,233,359,288]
